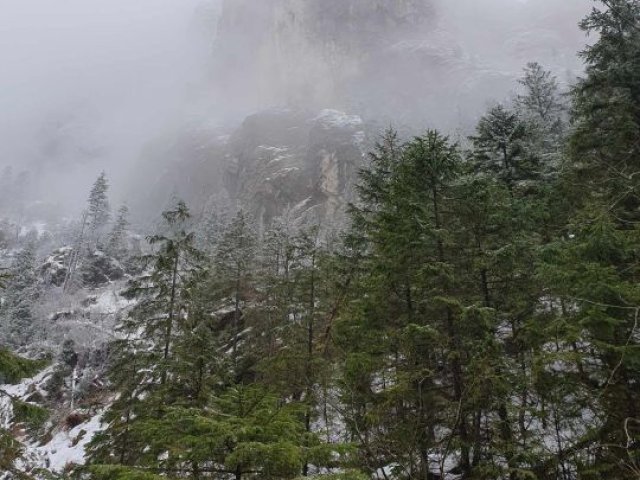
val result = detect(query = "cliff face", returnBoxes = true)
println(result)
[128,108,367,228]
[213,0,438,118]
[212,0,588,127]
[225,108,366,228]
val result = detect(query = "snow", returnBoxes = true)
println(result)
[1,362,107,474]
[34,411,105,473]
[268,166,300,181]
[313,109,363,129]
[3,366,53,398]
[19,222,48,238]
[92,287,132,316]
[0,394,12,430]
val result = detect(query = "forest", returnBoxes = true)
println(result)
[1,1,640,479]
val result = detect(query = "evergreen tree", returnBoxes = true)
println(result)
[516,62,566,177]
[91,385,347,480]
[196,196,229,254]
[87,172,111,246]
[517,62,565,136]
[540,1,640,476]
[256,223,337,476]
[337,131,495,478]
[1,242,40,347]
[106,205,130,261]
[0,166,13,214]
[470,104,539,192]
[88,200,203,467]
[89,202,351,479]
[212,210,257,372]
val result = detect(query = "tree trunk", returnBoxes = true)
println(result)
[161,249,180,385]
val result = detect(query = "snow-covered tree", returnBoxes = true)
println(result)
[87,172,111,246]
[106,204,129,260]
[0,242,40,347]
[470,104,539,191]
[213,210,257,364]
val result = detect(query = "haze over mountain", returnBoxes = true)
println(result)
[0,0,590,220]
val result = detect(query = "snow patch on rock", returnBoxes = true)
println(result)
[313,109,363,129]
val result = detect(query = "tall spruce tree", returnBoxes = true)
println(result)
[516,62,566,178]
[106,205,130,261]
[87,171,111,246]
[517,62,565,136]
[88,200,203,468]
[470,104,539,192]
[541,1,640,477]
[212,210,257,374]
[1,242,40,347]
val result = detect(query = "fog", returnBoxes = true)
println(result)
[0,0,592,221]
[0,0,218,212]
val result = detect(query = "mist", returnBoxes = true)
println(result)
[0,0,218,212]
[0,0,592,221]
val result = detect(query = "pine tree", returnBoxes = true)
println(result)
[126,200,201,387]
[63,172,110,292]
[88,200,203,468]
[87,171,111,246]
[517,62,565,135]
[90,385,346,480]
[470,104,539,192]
[107,205,130,261]
[256,223,337,476]
[337,131,495,478]
[212,210,257,373]
[196,196,229,254]
[0,166,13,214]
[1,242,40,347]
[516,62,566,178]
[89,202,351,479]
[540,1,640,477]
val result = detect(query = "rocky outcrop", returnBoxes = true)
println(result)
[40,247,72,287]
[79,251,124,289]
[127,108,368,228]
[225,108,366,228]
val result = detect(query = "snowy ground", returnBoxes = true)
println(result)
[33,410,105,473]
[1,364,107,475]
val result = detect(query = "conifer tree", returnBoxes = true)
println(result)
[0,166,13,214]
[535,1,640,477]
[516,62,566,178]
[337,131,488,478]
[517,62,565,135]
[0,349,48,476]
[256,223,336,476]
[87,171,111,246]
[126,200,201,386]
[89,202,351,479]
[88,200,203,468]
[213,210,257,371]
[1,242,40,347]
[107,205,130,261]
[470,104,539,192]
